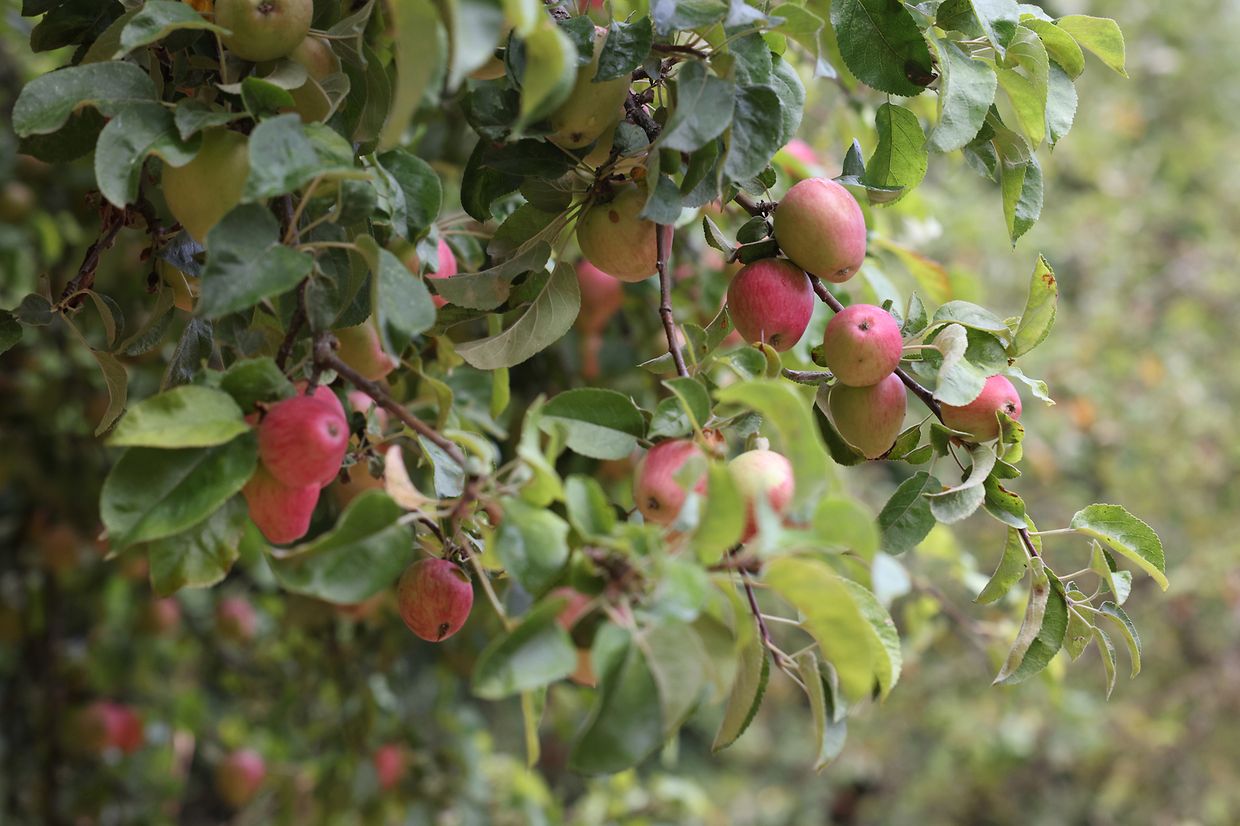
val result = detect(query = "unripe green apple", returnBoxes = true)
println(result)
[258,394,349,487]
[397,558,474,642]
[581,121,644,173]
[162,128,249,244]
[242,463,319,544]
[215,0,313,62]
[633,439,706,526]
[942,374,1022,441]
[822,304,903,387]
[828,373,907,459]
[576,185,657,282]
[773,177,866,282]
[289,36,338,81]
[726,258,815,351]
[216,748,267,808]
[335,322,397,381]
[728,449,795,542]
[548,27,629,149]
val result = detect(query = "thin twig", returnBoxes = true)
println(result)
[275,279,309,371]
[57,202,127,308]
[656,224,689,378]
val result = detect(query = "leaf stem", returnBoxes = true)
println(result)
[656,224,689,378]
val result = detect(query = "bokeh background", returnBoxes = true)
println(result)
[2,0,1238,823]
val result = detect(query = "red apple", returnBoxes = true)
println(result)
[407,239,458,308]
[828,373,908,459]
[633,440,706,526]
[773,178,866,283]
[258,394,349,487]
[215,748,267,808]
[728,449,795,542]
[215,596,259,642]
[397,558,474,642]
[373,744,406,791]
[821,304,903,387]
[726,258,815,351]
[941,374,1022,441]
[140,598,182,635]
[242,463,319,544]
[347,389,389,432]
[576,185,658,282]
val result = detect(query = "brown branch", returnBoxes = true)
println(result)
[275,279,309,371]
[733,191,776,217]
[624,91,660,142]
[656,224,689,378]
[652,42,709,59]
[57,202,127,308]
[1017,526,1041,559]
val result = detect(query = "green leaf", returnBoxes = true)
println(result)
[242,114,330,201]
[995,561,1067,684]
[1000,150,1043,245]
[1089,541,1131,606]
[377,149,443,240]
[267,491,413,604]
[692,462,745,563]
[878,472,939,554]
[356,239,437,355]
[12,61,156,137]
[116,0,225,56]
[218,357,295,411]
[994,27,1049,147]
[564,475,617,540]
[380,0,444,149]
[940,0,1019,56]
[95,102,198,208]
[456,262,581,369]
[1023,17,1085,78]
[712,630,769,751]
[864,103,927,203]
[765,557,877,702]
[88,348,129,437]
[925,444,997,524]
[830,0,935,97]
[1044,61,1078,146]
[811,497,879,561]
[660,61,735,154]
[493,496,569,595]
[714,379,833,511]
[1064,600,1093,660]
[663,377,712,430]
[1055,15,1126,77]
[796,651,847,771]
[0,314,22,355]
[976,528,1028,603]
[595,17,653,81]
[540,388,646,461]
[473,598,578,699]
[1093,625,1118,698]
[651,0,728,35]
[642,622,708,733]
[1070,504,1167,591]
[146,497,247,597]
[838,577,903,698]
[569,626,664,773]
[927,36,998,153]
[101,433,258,549]
[1096,602,1140,678]
[109,385,248,448]
[1009,254,1057,356]
[433,243,552,311]
[723,84,784,182]
[197,205,314,318]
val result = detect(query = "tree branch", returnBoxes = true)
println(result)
[625,91,660,142]
[57,202,127,308]
[656,224,689,378]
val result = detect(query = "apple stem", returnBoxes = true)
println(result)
[656,224,689,378]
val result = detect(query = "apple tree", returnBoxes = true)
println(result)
[5,0,1164,779]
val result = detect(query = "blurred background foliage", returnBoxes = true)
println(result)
[2,0,1238,823]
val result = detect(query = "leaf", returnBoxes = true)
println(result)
[101,433,258,549]
[940,0,1019,56]
[927,36,997,153]
[1023,18,1085,78]
[1093,625,1118,698]
[473,598,578,699]
[89,348,129,436]
[1055,15,1126,77]
[0,314,22,355]
[267,491,413,604]
[1070,504,1167,591]
[663,377,711,430]
[838,578,902,698]
[651,0,728,35]
[995,561,1067,684]
[765,557,877,702]
[712,630,769,751]
[564,475,617,539]
[569,626,664,774]
[116,0,225,56]
[433,243,552,311]
[12,61,156,137]
[976,528,1028,603]
[242,114,335,201]
[660,61,735,154]
[1089,541,1131,606]
[692,462,745,564]
[456,262,581,370]
[356,239,437,356]
[642,622,708,733]
[878,472,939,554]
[493,497,569,595]
[1064,601,1093,660]
[95,102,198,208]
[1044,60,1078,146]
[864,103,927,203]
[925,444,997,524]
[1010,254,1057,356]
[380,0,443,149]
[146,496,247,596]
[218,357,295,411]
[714,379,833,511]
[540,388,645,461]
[1000,150,1043,244]
[377,149,443,239]
[796,651,847,771]
[197,205,314,318]
[109,385,248,448]
[722,84,784,182]
[1097,602,1142,678]
[811,497,879,561]
[994,27,1049,147]
[595,17,654,81]
[830,0,935,97]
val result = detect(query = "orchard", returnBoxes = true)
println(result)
[0,0,1198,821]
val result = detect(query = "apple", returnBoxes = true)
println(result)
[373,744,406,791]
[726,258,815,351]
[258,393,349,487]
[347,389,389,432]
[289,36,338,81]
[576,185,658,282]
[216,748,267,808]
[216,595,259,641]
[406,238,458,308]
[334,322,397,381]
[728,449,795,542]
[140,598,182,636]
[548,26,629,149]
[773,177,866,283]
[941,374,1022,441]
[633,440,706,526]
[575,260,624,379]
[242,463,319,544]
[828,374,907,459]
[397,558,474,642]
[108,704,145,754]
[550,587,598,686]
[162,128,249,244]
[821,304,903,387]
[67,701,142,755]
[215,0,313,62]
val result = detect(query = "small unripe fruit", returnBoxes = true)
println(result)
[548,27,629,149]
[773,178,866,282]
[162,128,249,244]
[215,595,259,641]
[215,0,313,62]
[729,449,795,542]
[633,440,706,526]
[941,374,1022,441]
[576,186,657,282]
[822,304,903,387]
[216,748,267,808]
[726,258,815,351]
[335,322,397,381]
[828,374,907,459]
[373,744,407,791]
[289,36,338,81]
[258,394,349,487]
[397,558,474,642]
[242,463,319,544]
